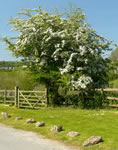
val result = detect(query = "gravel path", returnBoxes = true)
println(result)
[0,124,76,150]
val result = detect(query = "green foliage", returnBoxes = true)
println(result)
[108,48,118,83]
[107,60,118,88]
[110,48,118,61]
[109,79,118,88]
[83,91,106,109]
[30,65,63,105]
[58,88,106,108]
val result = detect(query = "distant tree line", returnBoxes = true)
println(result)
[0,61,23,70]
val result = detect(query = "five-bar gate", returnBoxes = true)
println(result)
[0,87,47,109]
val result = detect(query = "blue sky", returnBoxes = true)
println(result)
[0,0,118,61]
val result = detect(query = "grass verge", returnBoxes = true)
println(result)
[0,105,118,150]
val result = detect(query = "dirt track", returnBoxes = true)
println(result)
[0,123,76,150]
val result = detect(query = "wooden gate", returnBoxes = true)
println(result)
[0,87,47,109]
[18,89,47,109]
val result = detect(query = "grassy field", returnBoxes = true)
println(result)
[0,70,33,90]
[0,105,118,150]
[0,70,45,90]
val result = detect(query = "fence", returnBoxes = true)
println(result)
[1,88,118,108]
[100,88,118,108]
[0,90,15,105]
[0,87,47,109]
[68,88,118,108]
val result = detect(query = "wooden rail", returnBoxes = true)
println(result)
[97,88,118,108]
[82,88,118,108]
[0,89,15,104]
[102,88,118,92]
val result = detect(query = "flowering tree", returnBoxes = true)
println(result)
[3,6,112,104]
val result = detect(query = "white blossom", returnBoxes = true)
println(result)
[40,51,47,57]
[60,53,77,74]
[67,53,77,65]
[89,48,95,55]
[45,37,51,42]
[84,59,88,64]
[79,46,86,56]
[76,67,83,71]
[52,48,62,58]
[55,43,60,48]
[70,75,93,90]
[61,40,65,48]
[32,27,36,32]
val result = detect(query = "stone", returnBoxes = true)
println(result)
[1,112,11,119]
[16,117,23,120]
[51,125,63,132]
[83,136,103,147]
[67,131,80,137]
[26,118,36,124]
[36,122,45,127]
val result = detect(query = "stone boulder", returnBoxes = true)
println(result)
[16,117,23,120]
[51,125,63,132]
[83,136,103,147]
[1,112,11,119]
[67,131,80,137]
[36,122,45,127]
[26,118,36,124]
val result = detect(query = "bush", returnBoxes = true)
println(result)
[59,89,106,109]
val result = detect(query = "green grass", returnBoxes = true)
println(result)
[0,105,118,150]
[109,78,118,88]
[0,70,45,90]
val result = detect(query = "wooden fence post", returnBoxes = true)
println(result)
[4,90,7,104]
[46,87,49,107]
[15,86,19,107]
[18,88,19,108]
[101,88,105,99]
